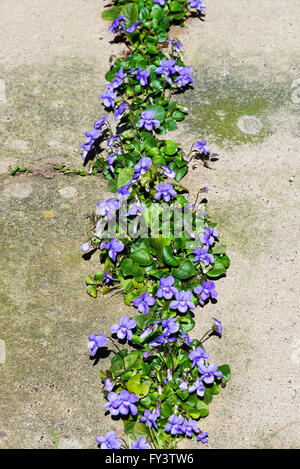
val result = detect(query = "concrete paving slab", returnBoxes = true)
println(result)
[0,0,299,449]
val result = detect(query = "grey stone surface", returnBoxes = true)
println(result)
[0,0,299,449]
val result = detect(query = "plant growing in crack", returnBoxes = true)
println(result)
[80,0,231,449]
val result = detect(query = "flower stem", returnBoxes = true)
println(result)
[199,328,214,344]
[149,425,160,449]
[108,336,122,352]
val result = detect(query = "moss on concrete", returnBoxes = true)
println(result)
[179,67,290,147]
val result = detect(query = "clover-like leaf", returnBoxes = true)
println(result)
[207,260,227,278]
[117,167,134,189]
[130,248,153,266]
[134,421,150,439]
[162,245,179,266]
[122,3,138,27]
[164,140,179,156]
[172,259,196,279]
[86,285,97,298]
[126,373,151,398]
[101,7,121,21]
[218,364,231,381]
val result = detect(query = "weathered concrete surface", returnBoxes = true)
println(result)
[175,0,300,450]
[0,174,127,448]
[0,0,299,449]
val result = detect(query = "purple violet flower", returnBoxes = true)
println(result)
[138,110,160,131]
[194,281,218,305]
[104,238,124,261]
[188,379,205,397]
[148,332,176,347]
[165,415,185,435]
[139,327,153,341]
[106,79,121,91]
[161,317,179,335]
[116,66,126,80]
[198,363,223,384]
[80,136,93,160]
[122,205,143,217]
[178,379,188,392]
[108,68,125,90]
[131,436,151,449]
[156,59,176,77]
[133,291,156,315]
[181,331,191,346]
[106,153,117,173]
[96,430,122,449]
[126,21,142,33]
[140,409,158,429]
[87,334,108,357]
[85,129,100,141]
[103,390,139,416]
[117,184,131,201]
[150,334,169,346]
[197,432,208,444]
[80,242,90,253]
[175,66,194,87]
[107,134,121,150]
[114,102,128,121]
[158,165,176,179]
[139,320,160,341]
[108,15,126,34]
[94,115,108,130]
[213,317,222,336]
[170,290,195,313]
[192,245,215,266]
[200,227,220,246]
[101,88,116,108]
[110,315,136,341]
[136,68,150,86]
[199,363,223,384]
[168,38,183,53]
[80,129,101,160]
[189,0,206,13]
[194,140,210,155]
[189,347,210,368]
[103,271,114,285]
[181,419,200,438]
[97,198,120,220]
[99,240,106,250]
[133,157,152,176]
[156,275,177,300]
[104,378,114,392]
[154,183,177,202]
